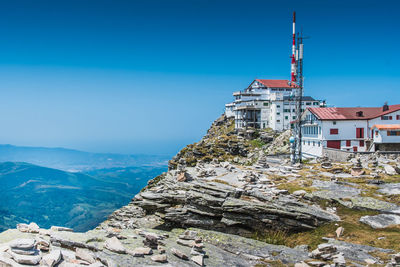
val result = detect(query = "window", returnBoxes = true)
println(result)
[263,123,266,128]
[397,115,400,120]
[306,102,311,105]
[381,115,390,120]
[346,140,351,146]
[277,120,280,122]
[277,112,280,115]
[285,116,288,120]
[318,142,320,147]
[360,140,364,147]
[333,121,337,125]
[308,141,310,145]
[313,102,319,105]
[387,131,400,136]
[263,103,268,106]
[293,116,296,119]
[356,128,364,138]
[390,116,393,120]
[330,128,339,135]
[375,131,379,136]
[277,105,281,108]
[284,109,290,112]
[313,141,315,146]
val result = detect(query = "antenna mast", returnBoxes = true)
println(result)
[290,12,297,82]
[291,13,305,164]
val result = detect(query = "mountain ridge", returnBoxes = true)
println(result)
[0,144,169,171]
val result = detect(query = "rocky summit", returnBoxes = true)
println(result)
[1,115,400,266]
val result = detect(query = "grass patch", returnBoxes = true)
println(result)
[251,229,289,246]
[286,204,400,252]
[250,139,266,148]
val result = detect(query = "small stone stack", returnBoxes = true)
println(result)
[308,243,345,266]
[7,239,42,265]
[255,155,269,169]
[176,230,205,266]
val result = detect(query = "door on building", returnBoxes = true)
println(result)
[327,140,341,149]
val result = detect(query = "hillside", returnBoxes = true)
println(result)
[0,115,400,266]
[0,162,166,232]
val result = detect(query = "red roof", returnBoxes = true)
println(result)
[255,79,298,88]
[308,105,400,120]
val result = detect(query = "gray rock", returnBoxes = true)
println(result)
[9,239,35,250]
[130,247,153,255]
[50,226,73,232]
[324,238,393,263]
[151,254,167,263]
[378,183,400,196]
[171,248,189,260]
[360,214,400,229]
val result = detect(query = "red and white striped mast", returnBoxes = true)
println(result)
[290,11,297,83]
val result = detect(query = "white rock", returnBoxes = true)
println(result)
[9,239,35,250]
[384,165,396,175]
[50,226,73,232]
[28,222,40,233]
[8,249,41,265]
[104,237,126,254]
[75,248,96,264]
[191,255,204,266]
[365,258,376,265]
[335,226,344,238]
[40,249,62,267]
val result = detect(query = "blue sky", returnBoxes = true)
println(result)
[0,0,398,155]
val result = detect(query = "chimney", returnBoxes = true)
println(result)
[383,102,389,112]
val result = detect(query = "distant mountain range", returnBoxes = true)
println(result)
[0,162,166,232]
[0,144,170,172]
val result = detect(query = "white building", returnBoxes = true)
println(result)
[300,104,400,158]
[225,79,322,131]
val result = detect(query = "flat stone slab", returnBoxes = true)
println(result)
[378,183,400,196]
[311,180,361,199]
[360,214,400,229]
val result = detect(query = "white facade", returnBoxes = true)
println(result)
[225,79,322,131]
[300,106,400,158]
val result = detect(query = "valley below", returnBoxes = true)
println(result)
[0,160,167,232]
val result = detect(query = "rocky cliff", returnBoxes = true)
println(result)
[0,115,400,266]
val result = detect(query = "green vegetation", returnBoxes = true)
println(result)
[286,204,400,251]
[250,139,266,148]
[251,229,289,246]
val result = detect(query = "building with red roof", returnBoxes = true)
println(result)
[300,104,400,158]
[224,79,323,131]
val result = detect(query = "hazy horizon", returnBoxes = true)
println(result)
[0,0,398,155]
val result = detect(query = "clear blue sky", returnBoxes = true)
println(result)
[0,0,398,155]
